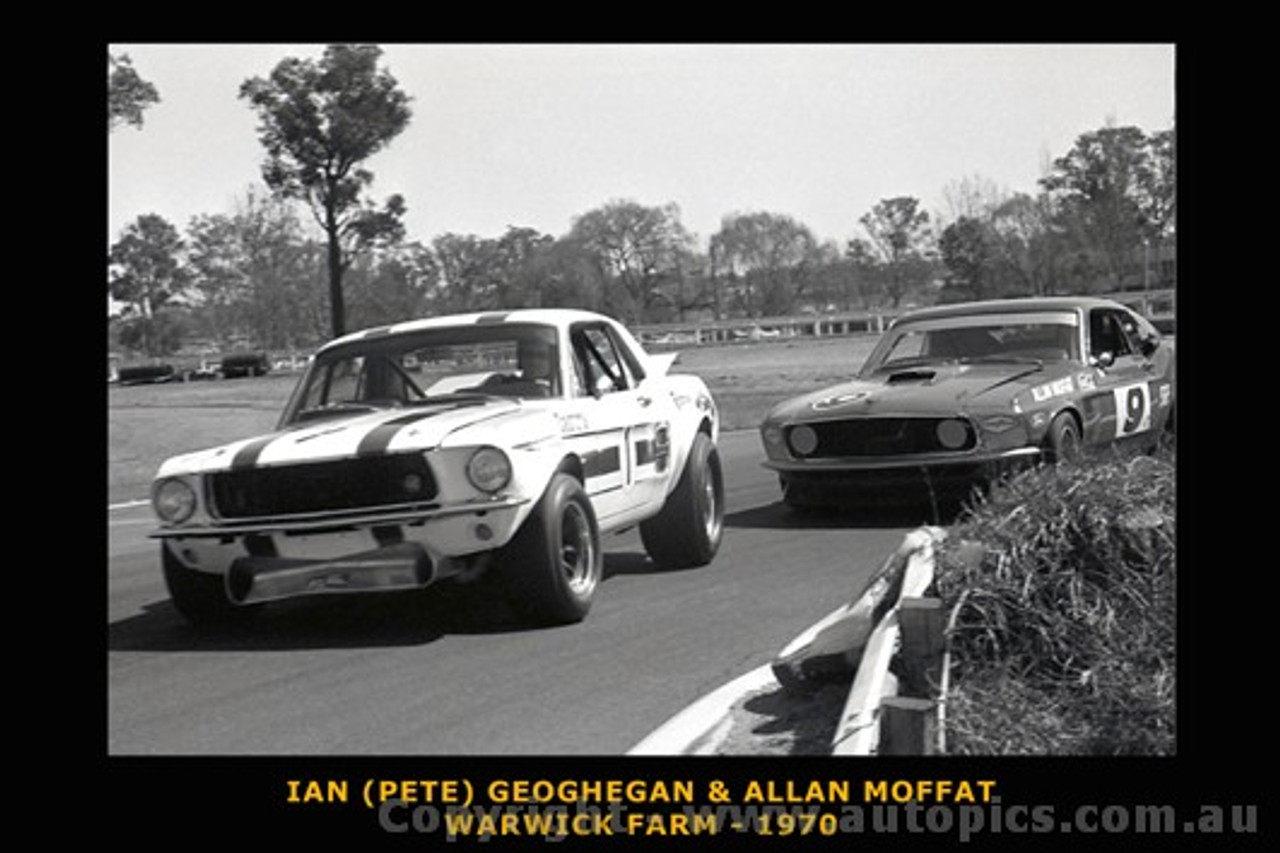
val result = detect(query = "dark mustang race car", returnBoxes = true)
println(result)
[150,309,724,629]
[759,297,1175,510]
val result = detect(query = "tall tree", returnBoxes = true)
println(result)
[938,216,992,302]
[569,200,693,324]
[344,242,439,331]
[108,52,160,131]
[1039,125,1159,290]
[523,235,605,313]
[1136,126,1176,242]
[711,212,818,317]
[186,188,320,350]
[239,44,412,338]
[108,214,190,356]
[841,238,880,310]
[495,227,555,309]
[990,193,1066,297]
[859,197,933,307]
[431,233,503,312]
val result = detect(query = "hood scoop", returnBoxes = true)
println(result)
[885,369,937,385]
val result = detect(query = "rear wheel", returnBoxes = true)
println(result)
[1046,412,1082,464]
[640,432,724,568]
[496,474,602,624]
[162,546,258,629]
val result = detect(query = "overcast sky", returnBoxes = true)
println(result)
[107,43,1176,249]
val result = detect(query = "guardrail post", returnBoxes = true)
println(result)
[898,597,945,697]
[879,697,937,755]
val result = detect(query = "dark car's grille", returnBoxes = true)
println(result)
[790,417,976,458]
[208,454,438,519]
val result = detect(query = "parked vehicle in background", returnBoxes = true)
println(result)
[116,364,176,385]
[759,297,1175,510]
[150,309,724,629]
[184,359,221,381]
[220,352,271,378]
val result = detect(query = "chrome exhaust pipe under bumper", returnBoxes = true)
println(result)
[227,542,434,605]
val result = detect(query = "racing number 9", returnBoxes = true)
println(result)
[1114,383,1151,438]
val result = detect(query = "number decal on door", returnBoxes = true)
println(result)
[1113,383,1151,437]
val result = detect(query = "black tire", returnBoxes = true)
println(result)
[1154,406,1175,456]
[780,476,820,513]
[496,473,602,624]
[640,432,724,569]
[162,546,258,629]
[1046,412,1082,464]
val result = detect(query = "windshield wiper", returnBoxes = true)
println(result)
[293,402,378,422]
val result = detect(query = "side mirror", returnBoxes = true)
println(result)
[1090,351,1115,370]
[592,375,615,398]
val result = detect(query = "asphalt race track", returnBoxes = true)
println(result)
[107,430,920,755]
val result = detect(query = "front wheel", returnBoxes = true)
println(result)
[496,473,602,624]
[162,546,259,629]
[1046,412,1082,465]
[640,432,724,569]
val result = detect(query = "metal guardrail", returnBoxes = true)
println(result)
[770,526,949,756]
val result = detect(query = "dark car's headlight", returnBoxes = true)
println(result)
[153,478,197,523]
[935,419,970,450]
[466,447,512,493]
[787,424,819,457]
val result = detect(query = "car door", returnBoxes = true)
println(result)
[559,323,667,528]
[1082,306,1160,447]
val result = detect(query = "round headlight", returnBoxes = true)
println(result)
[936,419,970,450]
[153,478,197,524]
[788,425,819,457]
[466,447,512,493]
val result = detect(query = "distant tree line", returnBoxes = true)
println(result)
[108,46,1175,358]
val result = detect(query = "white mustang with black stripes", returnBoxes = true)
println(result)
[150,309,724,629]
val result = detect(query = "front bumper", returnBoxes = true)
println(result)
[153,497,528,600]
[763,445,1042,475]
[225,541,435,604]
[766,447,1043,506]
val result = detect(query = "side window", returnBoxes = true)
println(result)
[1088,310,1134,360]
[1119,309,1158,355]
[571,325,634,396]
[314,356,364,406]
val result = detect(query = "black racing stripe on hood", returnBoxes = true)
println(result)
[355,407,465,457]
[231,435,279,470]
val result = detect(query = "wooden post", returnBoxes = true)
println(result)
[898,597,945,697]
[879,696,937,755]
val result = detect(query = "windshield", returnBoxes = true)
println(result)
[281,323,561,425]
[865,313,1081,374]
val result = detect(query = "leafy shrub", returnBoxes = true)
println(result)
[933,449,1175,755]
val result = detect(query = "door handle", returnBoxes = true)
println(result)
[637,396,652,407]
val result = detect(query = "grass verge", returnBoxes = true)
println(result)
[933,447,1176,755]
